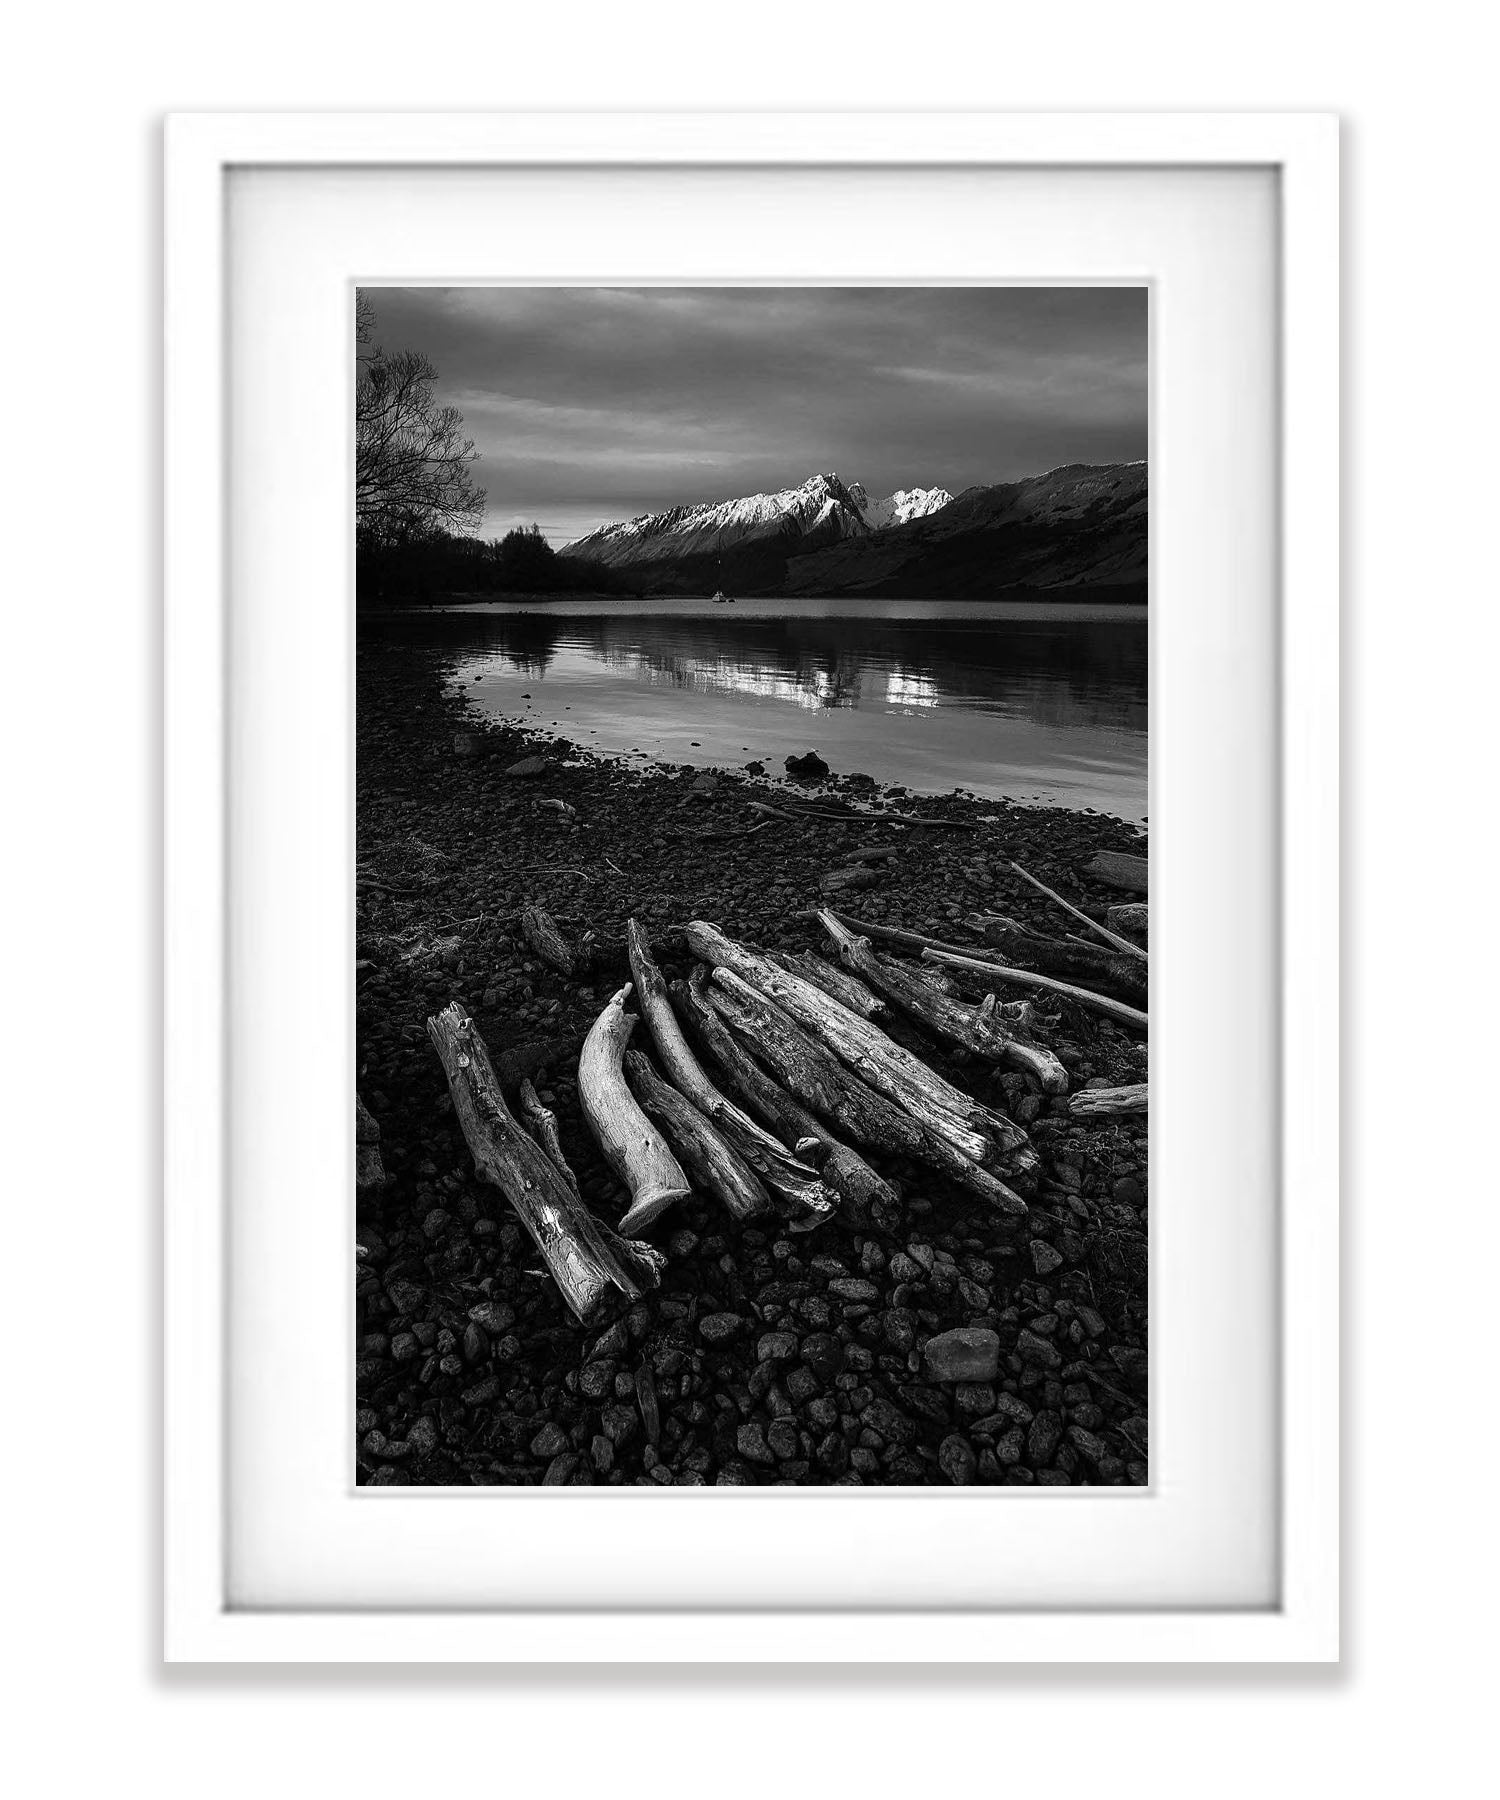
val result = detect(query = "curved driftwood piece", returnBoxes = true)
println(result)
[623,1049,772,1221]
[1106,903,1149,945]
[921,948,1149,1032]
[672,976,900,1227]
[1068,1083,1149,1117]
[518,1077,581,1198]
[1007,862,1147,961]
[578,984,692,1235]
[427,1002,660,1323]
[1076,849,1149,895]
[965,913,1147,1002]
[769,949,888,1019]
[625,919,836,1226]
[817,910,1068,1094]
[703,969,1030,1214]
[685,920,1000,1163]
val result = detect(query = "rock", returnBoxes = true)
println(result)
[543,1453,581,1485]
[389,1331,419,1362]
[504,755,552,779]
[953,1383,996,1415]
[799,1333,844,1384]
[453,733,484,757]
[888,1253,923,1283]
[578,1361,614,1399]
[460,1376,500,1407]
[1067,1425,1107,1464]
[1016,1327,1063,1371]
[744,760,766,776]
[600,1403,636,1447]
[938,1433,978,1485]
[688,774,719,799]
[699,1312,744,1344]
[405,1414,439,1458]
[635,1366,661,1446]
[785,750,830,779]
[590,1433,614,1475]
[736,1422,776,1466]
[828,1277,881,1303]
[921,1327,1001,1384]
[386,1278,425,1315]
[767,1420,800,1461]
[1030,1240,1064,1276]
[756,1331,799,1363]
[881,1308,917,1352]
[468,1301,515,1335]
[668,1229,699,1258]
[859,1398,917,1446]
[976,1393,1034,1429]
[1027,1411,1063,1465]
[530,1422,569,1459]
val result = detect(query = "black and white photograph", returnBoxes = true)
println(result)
[354,284,1149,1488]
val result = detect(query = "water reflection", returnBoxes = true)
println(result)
[364,598,1147,820]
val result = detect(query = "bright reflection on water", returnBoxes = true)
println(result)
[372,597,1147,822]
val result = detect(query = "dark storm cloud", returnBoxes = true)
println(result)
[360,286,1146,543]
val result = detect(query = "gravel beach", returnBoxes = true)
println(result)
[355,638,1149,1487]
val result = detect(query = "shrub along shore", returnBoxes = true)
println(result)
[355,639,1149,1486]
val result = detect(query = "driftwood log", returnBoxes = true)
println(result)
[518,1077,580,1197]
[921,948,1149,1032]
[1078,850,1149,894]
[623,1048,772,1221]
[685,921,1006,1166]
[700,967,1030,1214]
[1007,861,1147,962]
[817,909,1068,1093]
[671,978,900,1228]
[427,1002,662,1323]
[625,920,836,1226]
[1068,1083,1149,1117]
[769,949,888,1019]
[578,984,692,1235]
[964,913,1148,1002]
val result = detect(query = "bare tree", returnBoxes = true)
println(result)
[355,296,485,544]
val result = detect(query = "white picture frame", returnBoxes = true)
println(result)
[164,112,1338,1663]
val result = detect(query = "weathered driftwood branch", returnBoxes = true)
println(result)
[578,984,692,1235]
[701,968,1030,1214]
[521,904,584,977]
[921,948,1149,1032]
[427,1002,661,1323]
[1068,1083,1149,1117]
[745,799,977,831]
[1077,849,1149,894]
[685,921,1003,1164]
[625,920,835,1225]
[623,1049,772,1221]
[1007,861,1147,961]
[769,949,888,1019]
[817,909,1068,1093]
[672,978,900,1227]
[518,1077,580,1197]
[965,912,1147,1002]
[1106,903,1149,945]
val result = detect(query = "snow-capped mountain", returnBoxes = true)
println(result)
[565,473,873,572]
[849,483,954,531]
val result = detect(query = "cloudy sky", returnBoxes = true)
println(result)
[360,286,1147,545]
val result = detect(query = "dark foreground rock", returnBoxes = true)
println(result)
[354,637,1148,1488]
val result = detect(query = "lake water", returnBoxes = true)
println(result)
[376,597,1147,823]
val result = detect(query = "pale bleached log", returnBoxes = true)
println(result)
[625,920,836,1225]
[702,969,1030,1215]
[623,1049,772,1222]
[1068,1083,1149,1117]
[672,976,901,1227]
[578,984,692,1235]
[769,949,888,1019]
[921,948,1149,1032]
[685,920,999,1164]
[427,1003,662,1323]
[817,909,1068,1093]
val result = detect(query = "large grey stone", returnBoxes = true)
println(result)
[921,1327,1001,1384]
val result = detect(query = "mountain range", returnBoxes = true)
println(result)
[564,462,1145,601]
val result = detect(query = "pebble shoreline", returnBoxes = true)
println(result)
[355,640,1149,1487]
